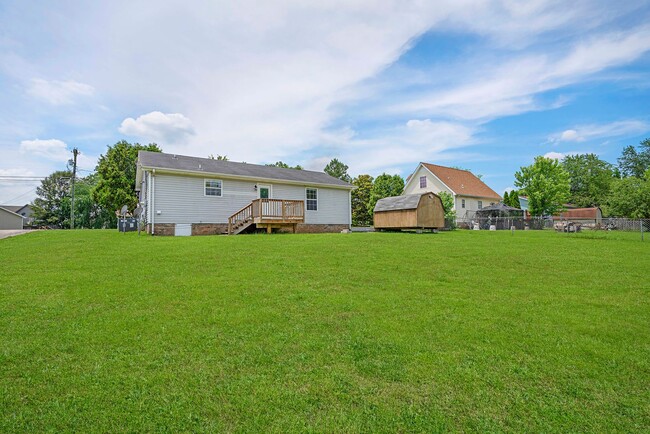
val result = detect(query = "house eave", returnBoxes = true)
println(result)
[138,165,355,190]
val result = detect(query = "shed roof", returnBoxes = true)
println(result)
[421,163,501,199]
[374,194,423,212]
[137,151,353,189]
[557,207,601,219]
[0,205,24,213]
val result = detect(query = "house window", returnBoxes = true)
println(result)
[478,200,483,209]
[419,176,427,188]
[306,188,318,211]
[461,199,465,209]
[205,179,222,196]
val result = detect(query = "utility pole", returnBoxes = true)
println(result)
[70,148,78,229]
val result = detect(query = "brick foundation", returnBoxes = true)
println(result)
[294,224,350,234]
[146,223,175,236]
[192,223,229,236]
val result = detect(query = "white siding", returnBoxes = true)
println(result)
[403,166,453,197]
[455,196,499,220]
[151,172,350,225]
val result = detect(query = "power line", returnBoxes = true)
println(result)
[3,187,38,204]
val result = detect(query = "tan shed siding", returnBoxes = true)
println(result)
[0,208,24,230]
[416,194,445,228]
[374,210,417,228]
[154,174,256,223]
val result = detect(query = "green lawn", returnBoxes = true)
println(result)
[1,230,649,432]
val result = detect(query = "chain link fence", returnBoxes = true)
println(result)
[446,216,650,235]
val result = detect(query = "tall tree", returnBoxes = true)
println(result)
[73,174,116,229]
[561,153,614,207]
[369,173,405,215]
[503,190,510,205]
[514,156,570,216]
[351,174,373,226]
[324,158,351,182]
[617,139,650,178]
[507,189,521,208]
[266,161,303,170]
[32,170,72,228]
[606,169,650,218]
[92,140,161,216]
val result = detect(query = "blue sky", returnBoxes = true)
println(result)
[1,1,650,203]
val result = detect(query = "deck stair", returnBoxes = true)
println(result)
[228,199,304,234]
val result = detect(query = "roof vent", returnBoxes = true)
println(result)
[172,154,177,159]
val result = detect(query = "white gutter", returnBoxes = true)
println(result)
[348,190,352,228]
[138,166,355,190]
[151,169,156,235]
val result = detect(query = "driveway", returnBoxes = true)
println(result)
[0,229,33,240]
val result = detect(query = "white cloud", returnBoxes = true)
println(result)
[20,138,69,161]
[119,111,195,144]
[551,120,650,142]
[543,151,567,160]
[26,79,94,105]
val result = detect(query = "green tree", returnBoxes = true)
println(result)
[514,156,570,216]
[32,170,72,227]
[208,154,229,161]
[369,173,405,215]
[73,174,116,229]
[507,190,521,208]
[266,161,303,170]
[561,153,614,207]
[503,190,510,205]
[438,191,456,217]
[92,141,161,218]
[324,158,351,182]
[617,139,650,178]
[606,170,650,218]
[351,174,373,226]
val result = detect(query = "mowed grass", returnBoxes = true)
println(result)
[1,230,649,432]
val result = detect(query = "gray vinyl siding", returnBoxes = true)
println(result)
[151,173,350,225]
[0,208,24,230]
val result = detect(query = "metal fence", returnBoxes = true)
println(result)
[449,216,650,234]
[453,216,553,230]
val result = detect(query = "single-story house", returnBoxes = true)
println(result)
[135,151,354,235]
[2,204,34,226]
[403,162,501,222]
[374,192,445,230]
[0,206,24,230]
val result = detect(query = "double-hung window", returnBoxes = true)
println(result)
[461,199,466,209]
[419,176,427,188]
[205,179,222,197]
[306,188,318,211]
[478,200,483,209]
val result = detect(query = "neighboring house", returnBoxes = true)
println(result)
[135,151,354,235]
[0,206,24,230]
[403,162,502,222]
[2,204,34,226]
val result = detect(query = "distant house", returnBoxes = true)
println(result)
[135,151,354,235]
[403,163,501,222]
[555,207,602,224]
[0,206,24,230]
[2,204,34,226]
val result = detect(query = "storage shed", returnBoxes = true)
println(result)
[0,206,24,230]
[374,193,445,230]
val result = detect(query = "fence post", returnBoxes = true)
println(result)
[641,219,644,242]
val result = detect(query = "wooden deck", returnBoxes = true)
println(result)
[228,199,305,234]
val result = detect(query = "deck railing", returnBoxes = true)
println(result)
[251,199,304,221]
[227,202,253,234]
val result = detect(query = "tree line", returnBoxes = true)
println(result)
[512,138,650,218]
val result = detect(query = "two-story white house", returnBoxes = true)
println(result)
[403,162,501,222]
[135,151,354,235]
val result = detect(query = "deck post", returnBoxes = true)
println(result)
[266,224,272,234]
[282,200,286,221]
[228,220,232,235]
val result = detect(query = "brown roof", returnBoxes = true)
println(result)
[421,163,501,199]
[555,207,601,219]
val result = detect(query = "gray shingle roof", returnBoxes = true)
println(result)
[138,151,353,188]
[374,194,422,212]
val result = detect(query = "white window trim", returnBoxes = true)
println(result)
[419,176,427,188]
[257,184,272,199]
[478,200,483,209]
[461,199,465,209]
[306,187,318,211]
[204,178,223,197]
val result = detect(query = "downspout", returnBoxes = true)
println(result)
[348,189,352,229]
[151,169,156,235]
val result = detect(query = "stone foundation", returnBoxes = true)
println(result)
[192,223,229,236]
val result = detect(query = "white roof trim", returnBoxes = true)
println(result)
[0,206,24,218]
[404,163,456,195]
[139,166,355,190]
